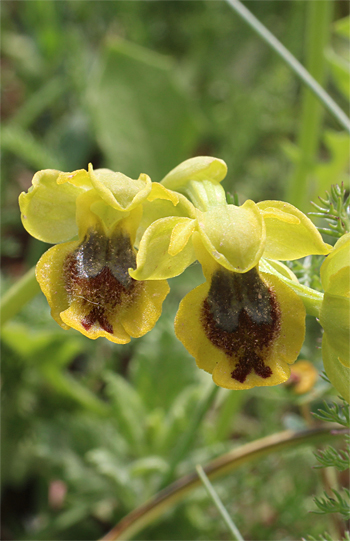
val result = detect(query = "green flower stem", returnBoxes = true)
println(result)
[100,426,340,541]
[1,266,40,327]
[160,383,220,489]
[196,464,245,541]
[225,0,350,135]
[287,0,333,210]
[260,259,323,317]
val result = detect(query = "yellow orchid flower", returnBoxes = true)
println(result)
[19,165,173,344]
[174,234,307,390]
[139,156,332,390]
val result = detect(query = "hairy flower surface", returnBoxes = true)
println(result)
[19,165,173,343]
[175,236,307,390]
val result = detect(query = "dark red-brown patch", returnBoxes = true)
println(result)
[201,268,280,383]
[63,228,141,334]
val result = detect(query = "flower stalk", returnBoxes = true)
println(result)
[100,426,342,541]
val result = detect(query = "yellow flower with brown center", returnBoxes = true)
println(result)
[19,165,175,344]
[174,236,307,390]
[128,156,332,390]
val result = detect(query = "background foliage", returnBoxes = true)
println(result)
[1,1,349,540]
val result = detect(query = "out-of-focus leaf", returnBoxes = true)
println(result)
[87,38,199,180]
[1,31,44,76]
[314,130,350,196]
[129,456,168,477]
[333,15,350,39]
[103,370,146,454]
[158,385,202,454]
[1,323,80,362]
[1,125,66,170]
[2,324,110,415]
[131,316,198,412]
[86,448,136,508]
[11,76,67,129]
[326,48,350,100]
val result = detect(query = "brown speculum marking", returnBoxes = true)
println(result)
[201,267,281,383]
[63,227,140,334]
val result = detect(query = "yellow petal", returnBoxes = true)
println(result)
[136,193,196,247]
[261,259,299,283]
[130,217,196,280]
[88,164,152,211]
[161,156,227,191]
[196,200,266,272]
[61,301,131,344]
[257,200,332,260]
[168,219,196,257]
[147,182,179,205]
[121,280,170,338]
[174,281,220,374]
[19,169,86,244]
[175,266,305,390]
[57,169,92,188]
[36,241,79,329]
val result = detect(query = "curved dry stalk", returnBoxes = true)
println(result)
[100,426,340,541]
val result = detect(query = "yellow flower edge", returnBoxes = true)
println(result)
[175,269,305,391]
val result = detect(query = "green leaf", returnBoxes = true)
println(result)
[86,38,199,180]
[333,15,350,39]
[326,48,350,100]
[1,125,66,170]
[103,370,146,454]
[313,131,350,198]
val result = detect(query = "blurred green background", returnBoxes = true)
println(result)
[1,1,349,540]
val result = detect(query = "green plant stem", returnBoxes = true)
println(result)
[160,383,219,488]
[1,266,40,327]
[196,464,245,541]
[99,426,340,541]
[287,0,333,210]
[225,0,350,135]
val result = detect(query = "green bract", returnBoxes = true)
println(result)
[319,233,350,400]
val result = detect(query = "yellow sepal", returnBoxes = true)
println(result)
[257,200,332,260]
[196,200,266,273]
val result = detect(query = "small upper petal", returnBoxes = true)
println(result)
[130,216,196,280]
[161,156,227,191]
[19,169,88,244]
[196,200,266,273]
[88,164,152,211]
